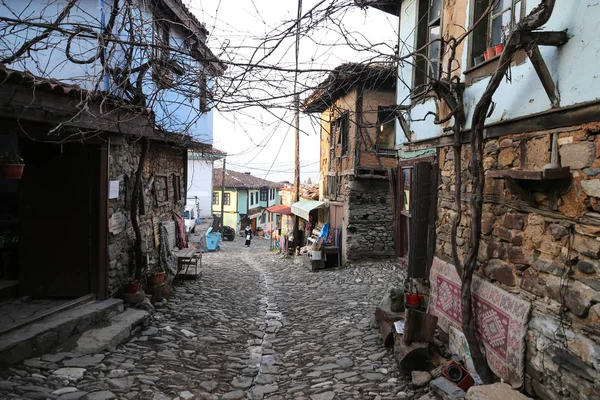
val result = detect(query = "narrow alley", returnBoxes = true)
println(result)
[0,238,406,400]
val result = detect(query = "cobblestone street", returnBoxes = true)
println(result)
[0,238,408,400]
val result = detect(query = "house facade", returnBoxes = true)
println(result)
[0,0,224,301]
[212,169,282,234]
[364,0,600,398]
[303,63,397,264]
[187,148,226,220]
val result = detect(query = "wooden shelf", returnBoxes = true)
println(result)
[487,167,571,181]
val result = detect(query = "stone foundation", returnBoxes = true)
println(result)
[435,122,600,399]
[343,177,395,262]
[107,141,186,296]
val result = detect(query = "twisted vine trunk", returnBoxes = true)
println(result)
[131,138,149,279]
[455,0,556,383]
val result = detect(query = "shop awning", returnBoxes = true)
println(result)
[291,200,326,220]
[267,204,293,215]
[248,211,263,220]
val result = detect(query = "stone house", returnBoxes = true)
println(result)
[212,169,282,234]
[363,0,600,398]
[0,0,225,305]
[303,63,397,264]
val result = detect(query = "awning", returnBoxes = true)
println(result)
[248,212,263,220]
[267,204,293,215]
[291,200,326,220]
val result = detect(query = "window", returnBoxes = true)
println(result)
[153,175,169,207]
[377,106,396,150]
[414,0,442,90]
[172,174,182,202]
[471,0,525,66]
[223,193,230,205]
[153,16,172,86]
[332,112,350,157]
[212,192,219,205]
[260,189,268,201]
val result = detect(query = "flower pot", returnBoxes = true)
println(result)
[156,271,166,285]
[151,284,164,303]
[494,43,505,55]
[473,55,485,66]
[147,274,159,287]
[484,47,496,61]
[0,164,24,179]
[124,283,141,294]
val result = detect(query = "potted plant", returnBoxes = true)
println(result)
[484,47,496,61]
[123,277,141,294]
[147,268,166,287]
[0,152,24,179]
[494,43,505,55]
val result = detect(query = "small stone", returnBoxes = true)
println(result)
[336,357,354,367]
[484,259,516,286]
[466,382,530,400]
[310,392,335,400]
[23,358,53,370]
[52,387,79,396]
[411,371,432,388]
[231,376,253,389]
[140,327,158,336]
[368,351,387,361]
[63,355,104,368]
[314,363,339,371]
[576,259,598,275]
[251,385,278,397]
[57,392,88,400]
[582,179,600,198]
[107,377,135,390]
[200,381,217,392]
[221,390,245,400]
[53,368,87,382]
[106,370,129,378]
[363,373,385,381]
[179,391,194,400]
[180,329,196,338]
[0,381,20,391]
[560,142,596,170]
[82,391,116,400]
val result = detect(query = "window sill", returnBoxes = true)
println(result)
[464,49,527,87]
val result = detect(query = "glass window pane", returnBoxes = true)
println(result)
[429,25,440,78]
[514,0,522,22]
[430,0,442,23]
[402,168,411,212]
[493,0,511,14]
[491,10,512,46]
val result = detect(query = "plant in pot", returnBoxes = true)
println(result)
[0,152,25,179]
[146,267,166,287]
[123,277,141,294]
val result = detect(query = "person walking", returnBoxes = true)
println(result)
[244,225,253,247]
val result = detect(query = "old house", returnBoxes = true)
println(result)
[303,63,397,264]
[212,169,282,234]
[187,147,227,221]
[363,0,600,398]
[0,0,224,339]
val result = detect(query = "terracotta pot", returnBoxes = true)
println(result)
[0,164,24,179]
[156,271,166,285]
[485,47,496,60]
[122,289,145,304]
[151,284,164,303]
[494,43,505,55]
[147,274,159,287]
[124,283,141,294]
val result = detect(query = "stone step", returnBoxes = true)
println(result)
[0,298,124,365]
[70,308,149,355]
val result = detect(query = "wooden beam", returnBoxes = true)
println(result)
[526,44,560,107]
[517,30,569,47]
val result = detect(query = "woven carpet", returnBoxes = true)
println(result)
[428,257,531,388]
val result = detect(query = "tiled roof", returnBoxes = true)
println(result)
[303,62,396,113]
[214,169,283,189]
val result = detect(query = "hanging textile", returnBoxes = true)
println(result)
[172,211,188,249]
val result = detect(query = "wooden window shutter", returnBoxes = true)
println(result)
[408,161,437,278]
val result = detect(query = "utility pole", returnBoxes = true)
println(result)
[293,0,302,247]
[220,158,226,233]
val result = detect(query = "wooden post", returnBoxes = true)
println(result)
[220,158,226,232]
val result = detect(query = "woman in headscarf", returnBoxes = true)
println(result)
[244,225,253,247]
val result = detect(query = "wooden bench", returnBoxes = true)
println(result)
[173,246,202,280]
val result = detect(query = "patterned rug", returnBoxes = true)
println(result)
[428,257,531,388]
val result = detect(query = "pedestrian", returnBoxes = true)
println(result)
[245,225,253,247]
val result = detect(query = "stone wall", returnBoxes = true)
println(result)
[343,176,395,263]
[436,122,600,399]
[107,141,186,296]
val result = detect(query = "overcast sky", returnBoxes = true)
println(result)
[188,0,399,183]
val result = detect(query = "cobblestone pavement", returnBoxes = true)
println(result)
[0,237,409,400]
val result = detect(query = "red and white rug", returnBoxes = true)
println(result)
[428,257,531,388]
